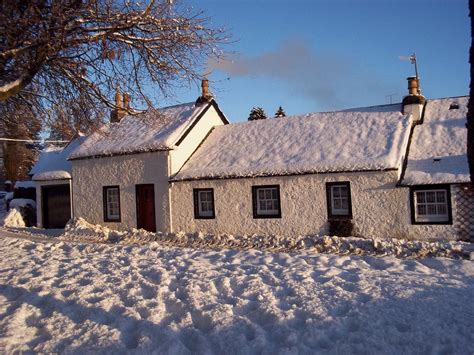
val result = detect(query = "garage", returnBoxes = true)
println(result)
[41,184,71,228]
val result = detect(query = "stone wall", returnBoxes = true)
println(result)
[171,171,459,240]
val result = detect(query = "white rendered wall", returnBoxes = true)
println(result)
[35,179,71,228]
[171,171,459,240]
[169,105,226,175]
[72,151,170,231]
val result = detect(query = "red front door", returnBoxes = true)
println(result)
[136,184,156,232]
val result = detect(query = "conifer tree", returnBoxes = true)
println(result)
[248,107,267,121]
[274,106,286,118]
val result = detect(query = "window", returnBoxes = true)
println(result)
[326,182,352,219]
[103,186,121,222]
[193,188,215,219]
[252,185,281,218]
[410,185,452,224]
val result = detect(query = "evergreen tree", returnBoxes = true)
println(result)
[248,107,267,121]
[274,106,286,118]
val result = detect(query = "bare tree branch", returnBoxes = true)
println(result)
[0,0,228,115]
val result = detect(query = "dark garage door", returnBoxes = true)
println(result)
[42,184,71,228]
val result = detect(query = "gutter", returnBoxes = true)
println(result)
[170,167,398,183]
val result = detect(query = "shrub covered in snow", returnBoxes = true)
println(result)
[60,218,473,259]
[8,199,36,227]
[2,208,26,228]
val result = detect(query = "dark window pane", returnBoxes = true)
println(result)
[341,199,348,210]
[265,189,272,199]
[416,192,425,203]
[418,204,426,215]
[266,201,272,210]
[340,187,348,197]
[427,204,436,215]
[426,191,435,203]
[437,204,447,215]
[436,191,446,203]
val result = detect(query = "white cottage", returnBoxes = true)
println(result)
[63,78,472,241]
[68,81,228,232]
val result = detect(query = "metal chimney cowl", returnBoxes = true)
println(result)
[402,76,426,123]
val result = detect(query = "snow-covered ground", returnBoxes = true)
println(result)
[0,230,473,353]
[0,202,473,353]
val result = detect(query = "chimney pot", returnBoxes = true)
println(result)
[407,76,420,95]
[402,76,426,122]
[115,88,123,109]
[195,78,212,105]
[201,79,210,99]
[123,92,130,109]
[111,87,127,123]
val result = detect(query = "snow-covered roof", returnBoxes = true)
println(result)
[30,135,87,177]
[68,101,219,160]
[14,180,35,189]
[10,198,36,209]
[173,104,413,180]
[401,96,470,185]
[32,170,71,181]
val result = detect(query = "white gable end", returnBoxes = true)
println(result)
[169,104,227,175]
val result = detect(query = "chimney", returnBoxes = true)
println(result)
[123,92,130,110]
[195,78,213,105]
[402,76,426,123]
[115,89,123,109]
[110,87,127,123]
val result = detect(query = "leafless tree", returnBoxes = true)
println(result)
[47,95,105,141]
[0,93,42,181]
[0,0,227,117]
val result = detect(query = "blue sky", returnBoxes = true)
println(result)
[166,0,470,122]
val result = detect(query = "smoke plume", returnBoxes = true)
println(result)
[207,37,390,108]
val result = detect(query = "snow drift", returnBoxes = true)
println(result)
[59,218,473,259]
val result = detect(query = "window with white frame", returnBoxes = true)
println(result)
[411,186,451,224]
[252,185,281,218]
[103,186,120,221]
[326,182,352,218]
[193,188,215,219]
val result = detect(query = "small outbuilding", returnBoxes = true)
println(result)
[30,135,86,228]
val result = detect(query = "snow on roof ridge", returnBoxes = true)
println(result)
[339,102,402,112]
[227,102,403,128]
[68,100,210,160]
[425,95,468,101]
[175,107,411,180]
